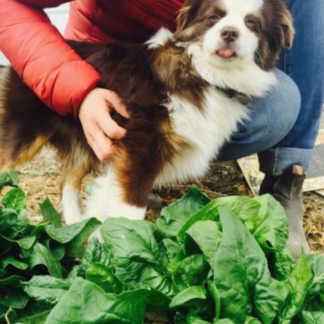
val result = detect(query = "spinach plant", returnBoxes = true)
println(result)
[1,170,324,324]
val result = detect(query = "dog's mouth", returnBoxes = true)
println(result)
[216,48,236,59]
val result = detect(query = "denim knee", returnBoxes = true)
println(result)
[217,69,301,161]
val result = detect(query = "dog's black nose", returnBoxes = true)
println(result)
[220,27,239,42]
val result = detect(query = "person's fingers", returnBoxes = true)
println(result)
[104,90,130,119]
[86,128,115,162]
[78,88,129,162]
[97,109,127,140]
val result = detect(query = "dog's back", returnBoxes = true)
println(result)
[0,41,167,168]
[0,65,88,167]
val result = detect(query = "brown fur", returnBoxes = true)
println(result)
[256,0,294,70]
[0,40,196,208]
[150,43,207,109]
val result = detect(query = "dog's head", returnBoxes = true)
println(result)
[175,0,293,70]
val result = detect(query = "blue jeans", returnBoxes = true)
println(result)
[218,0,324,176]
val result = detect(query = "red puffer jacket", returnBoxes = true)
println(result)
[0,0,184,117]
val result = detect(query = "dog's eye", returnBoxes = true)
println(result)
[207,12,224,23]
[245,16,261,31]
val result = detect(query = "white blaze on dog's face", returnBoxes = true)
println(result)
[175,0,294,70]
[203,0,263,66]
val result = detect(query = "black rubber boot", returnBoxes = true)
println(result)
[260,165,310,259]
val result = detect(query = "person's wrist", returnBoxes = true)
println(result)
[75,84,99,119]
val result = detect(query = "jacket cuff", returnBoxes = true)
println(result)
[50,60,101,118]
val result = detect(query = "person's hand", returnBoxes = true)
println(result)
[79,88,129,162]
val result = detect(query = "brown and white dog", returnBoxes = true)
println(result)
[0,0,293,225]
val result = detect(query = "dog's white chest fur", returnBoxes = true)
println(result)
[154,88,249,186]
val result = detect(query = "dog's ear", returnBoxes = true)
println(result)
[174,0,200,41]
[176,4,195,32]
[277,4,294,48]
[256,0,294,70]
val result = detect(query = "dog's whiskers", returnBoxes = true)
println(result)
[255,49,265,70]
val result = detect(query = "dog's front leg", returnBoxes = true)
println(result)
[60,158,91,225]
[84,163,149,222]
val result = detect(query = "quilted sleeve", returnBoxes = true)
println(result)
[0,0,100,117]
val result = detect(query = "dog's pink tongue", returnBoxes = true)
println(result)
[218,49,234,58]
